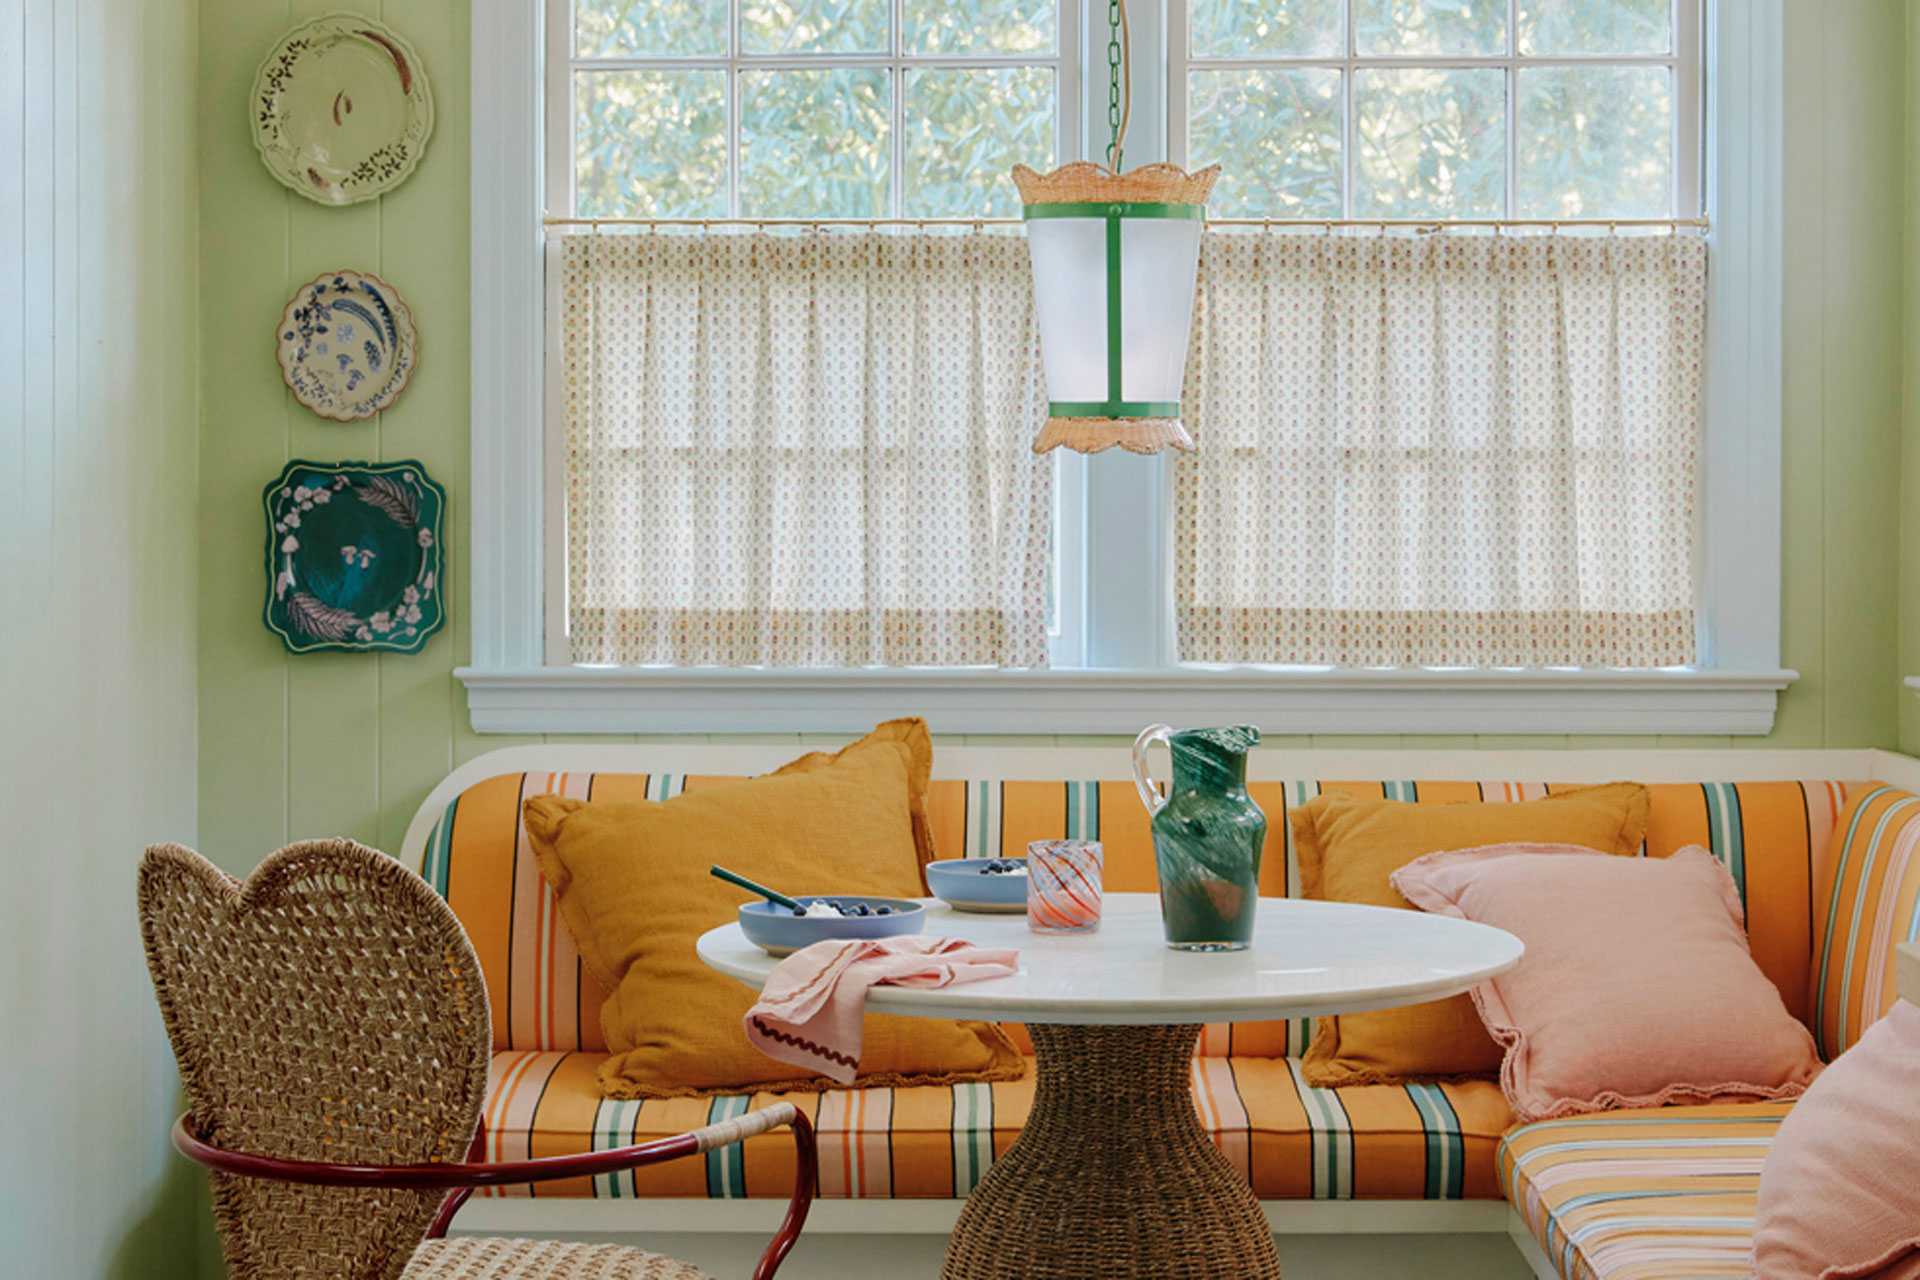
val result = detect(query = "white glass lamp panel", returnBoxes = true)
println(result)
[1025,216,1111,403]
[1118,217,1204,403]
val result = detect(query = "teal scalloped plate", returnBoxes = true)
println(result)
[263,460,446,654]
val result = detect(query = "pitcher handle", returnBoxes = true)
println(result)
[1133,724,1173,816]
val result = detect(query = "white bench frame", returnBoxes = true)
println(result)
[400,744,1920,1270]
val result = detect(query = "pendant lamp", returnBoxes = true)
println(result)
[1015,0,1219,455]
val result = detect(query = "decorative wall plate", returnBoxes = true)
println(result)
[277,271,419,421]
[251,14,434,206]
[264,460,446,654]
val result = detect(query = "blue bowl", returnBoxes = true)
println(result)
[737,897,927,956]
[925,858,1029,913]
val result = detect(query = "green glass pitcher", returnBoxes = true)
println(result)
[1132,724,1267,951]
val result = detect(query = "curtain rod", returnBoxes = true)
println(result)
[544,214,1710,231]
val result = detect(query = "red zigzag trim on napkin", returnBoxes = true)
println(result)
[750,1016,858,1071]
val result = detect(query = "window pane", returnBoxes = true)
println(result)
[740,69,890,217]
[1354,68,1504,218]
[905,68,1053,218]
[1355,0,1507,56]
[1190,0,1340,58]
[742,0,888,53]
[1517,67,1672,218]
[575,0,727,57]
[906,0,1052,55]
[575,71,727,218]
[1518,0,1670,55]
[1188,69,1342,219]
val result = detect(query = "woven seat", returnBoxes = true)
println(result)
[404,1237,711,1279]
[139,839,812,1280]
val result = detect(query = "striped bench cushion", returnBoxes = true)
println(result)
[476,1050,1517,1201]
[1500,1102,1787,1280]
[1810,785,1920,1059]
[421,775,1856,1054]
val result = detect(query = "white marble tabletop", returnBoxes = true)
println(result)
[696,892,1523,1027]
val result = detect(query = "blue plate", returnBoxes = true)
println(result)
[737,897,927,956]
[925,859,1029,913]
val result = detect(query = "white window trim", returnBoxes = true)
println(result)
[464,0,1792,736]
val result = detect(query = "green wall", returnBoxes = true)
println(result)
[1904,3,1920,757]
[0,0,204,1275]
[1786,0,1906,753]
[196,0,1914,875]
[199,0,472,871]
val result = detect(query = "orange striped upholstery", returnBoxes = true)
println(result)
[418,775,1858,1056]
[1501,1102,1789,1280]
[474,1048,1516,1201]
[416,773,1892,1206]
[1810,785,1920,1059]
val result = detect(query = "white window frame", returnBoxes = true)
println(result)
[464,0,1792,736]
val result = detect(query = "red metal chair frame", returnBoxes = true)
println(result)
[174,1108,818,1280]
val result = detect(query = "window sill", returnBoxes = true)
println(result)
[455,666,1798,737]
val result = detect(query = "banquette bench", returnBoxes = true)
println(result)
[398,744,1920,1279]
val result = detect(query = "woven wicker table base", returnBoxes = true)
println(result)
[941,1023,1282,1280]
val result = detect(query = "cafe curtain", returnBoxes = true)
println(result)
[1175,229,1707,668]
[560,231,1053,669]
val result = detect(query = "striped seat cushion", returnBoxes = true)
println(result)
[1501,1102,1787,1280]
[1810,785,1920,1059]
[476,1050,1516,1201]
[420,775,1856,1054]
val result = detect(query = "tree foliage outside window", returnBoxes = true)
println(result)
[570,0,1059,220]
[1185,0,1687,221]
[567,0,1688,224]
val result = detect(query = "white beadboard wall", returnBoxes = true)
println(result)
[0,0,203,1275]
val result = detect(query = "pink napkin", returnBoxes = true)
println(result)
[744,936,1019,1084]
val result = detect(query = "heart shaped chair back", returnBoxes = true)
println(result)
[138,839,492,1280]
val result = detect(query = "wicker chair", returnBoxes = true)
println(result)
[138,839,816,1280]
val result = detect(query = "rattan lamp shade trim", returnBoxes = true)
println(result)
[1033,416,1194,454]
[1012,162,1221,206]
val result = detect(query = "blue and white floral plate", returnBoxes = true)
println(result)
[263,460,445,654]
[277,270,419,421]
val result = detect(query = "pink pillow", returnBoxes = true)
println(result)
[1390,843,1822,1124]
[1754,1000,1920,1280]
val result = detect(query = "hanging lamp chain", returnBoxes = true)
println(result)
[1106,0,1130,171]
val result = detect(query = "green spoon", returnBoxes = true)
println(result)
[710,865,807,914]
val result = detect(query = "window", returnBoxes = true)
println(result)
[1173,0,1700,221]
[466,0,1791,734]
[554,0,1075,220]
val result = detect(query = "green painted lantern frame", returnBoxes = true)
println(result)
[1022,200,1208,422]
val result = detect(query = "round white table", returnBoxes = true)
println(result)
[699,892,1522,1280]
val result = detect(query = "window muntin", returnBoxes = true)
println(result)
[562,0,1074,220]
[1172,0,1699,222]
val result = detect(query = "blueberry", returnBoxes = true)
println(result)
[791,906,806,916]
[853,904,871,917]
[876,906,893,916]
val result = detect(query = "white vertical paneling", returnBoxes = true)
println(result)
[0,0,202,1274]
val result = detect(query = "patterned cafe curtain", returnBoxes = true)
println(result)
[1176,230,1706,668]
[560,231,1053,669]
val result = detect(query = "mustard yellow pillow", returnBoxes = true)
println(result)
[523,718,1023,1098]
[1291,782,1649,1087]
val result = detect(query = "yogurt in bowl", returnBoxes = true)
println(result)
[737,896,927,956]
[925,858,1030,913]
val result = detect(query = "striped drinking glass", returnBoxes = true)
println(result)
[1027,839,1103,934]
